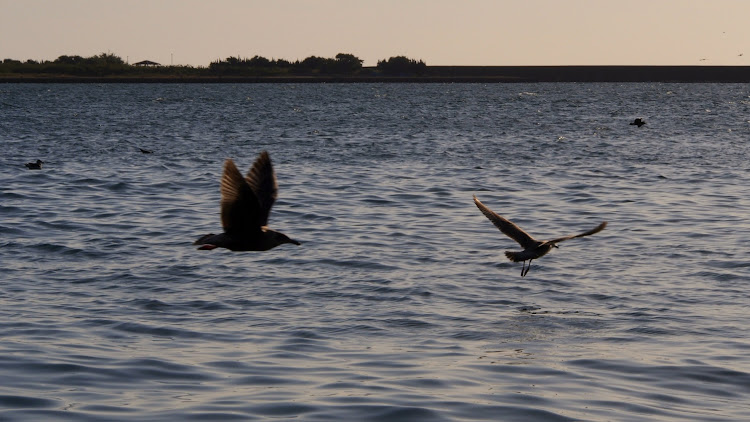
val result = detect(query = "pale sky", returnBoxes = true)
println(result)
[2,0,748,67]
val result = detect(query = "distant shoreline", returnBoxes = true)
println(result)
[2,66,750,83]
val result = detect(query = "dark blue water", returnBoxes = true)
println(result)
[1,83,749,421]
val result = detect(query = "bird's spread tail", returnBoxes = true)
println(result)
[505,251,523,262]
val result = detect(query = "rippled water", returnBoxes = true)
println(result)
[1,83,749,421]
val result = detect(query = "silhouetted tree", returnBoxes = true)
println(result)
[296,56,329,73]
[54,55,85,65]
[248,55,272,67]
[224,56,241,66]
[377,56,427,76]
[275,58,292,67]
[332,53,363,73]
[291,53,363,74]
[88,53,125,65]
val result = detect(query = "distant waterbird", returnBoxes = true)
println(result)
[138,148,153,154]
[24,159,44,170]
[194,151,300,251]
[473,195,607,277]
[629,118,646,127]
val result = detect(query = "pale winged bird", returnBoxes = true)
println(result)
[473,195,606,277]
[194,151,300,251]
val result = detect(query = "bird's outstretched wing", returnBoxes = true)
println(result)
[548,222,607,244]
[244,151,278,227]
[473,195,538,248]
[220,159,262,234]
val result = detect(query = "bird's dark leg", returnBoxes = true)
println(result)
[522,260,533,277]
[521,261,526,277]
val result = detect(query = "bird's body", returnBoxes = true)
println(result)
[24,159,44,169]
[473,195,606,276]
[194,228,295,252]
[194,151,300,251]
[630,118,646,127]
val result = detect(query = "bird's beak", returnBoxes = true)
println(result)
[289,239,301,246]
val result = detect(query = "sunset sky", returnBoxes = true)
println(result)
[2,0,748,67]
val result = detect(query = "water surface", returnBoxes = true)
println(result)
[1,83,749,421]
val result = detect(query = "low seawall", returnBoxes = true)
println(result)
[2,66,749,83]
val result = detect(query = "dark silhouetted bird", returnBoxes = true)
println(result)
[473,195,606,277]
[630,118,646,127]
[194,151,300,251]
[24,159,44,170]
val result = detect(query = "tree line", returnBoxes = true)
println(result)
[0,52,427,77]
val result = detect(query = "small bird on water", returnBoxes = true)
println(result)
[194,151,300,251]
[473,195,606,277]
[24,159,44,169]
[629,118,646,127]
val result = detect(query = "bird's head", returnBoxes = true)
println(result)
[269,230,301,246]
[541,241,559,249]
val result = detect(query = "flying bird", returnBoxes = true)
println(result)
[473,195,606,276]
[24,159,44,170]
[194,151,300,251]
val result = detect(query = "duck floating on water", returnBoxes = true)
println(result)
[24,159,44,170]
[194,151,300,251]
[629,118,646,127]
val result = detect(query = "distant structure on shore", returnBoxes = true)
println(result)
[133,60,161,67]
